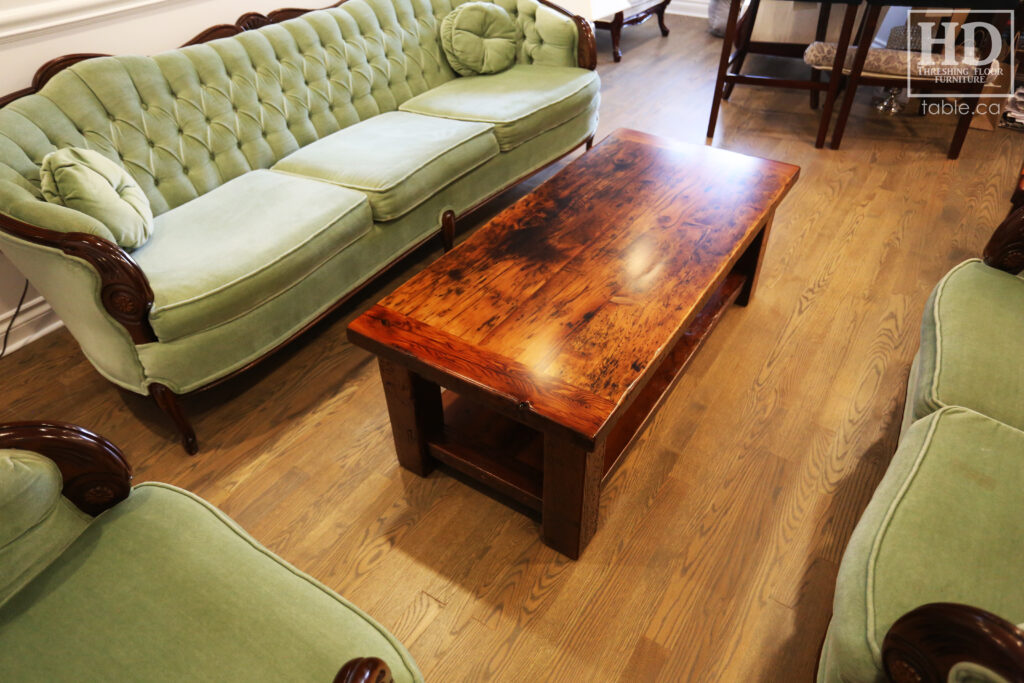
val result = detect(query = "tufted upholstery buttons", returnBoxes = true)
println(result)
[177,128,184,134]
[147,140,155,148]
[182,166,190,174]
[205,117,212,124]
[236,141,243,149]
[141,103,149,111]
[107,114,116,121]
[209,152,216,160]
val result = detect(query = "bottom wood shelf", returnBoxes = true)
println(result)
[424,271,747,511]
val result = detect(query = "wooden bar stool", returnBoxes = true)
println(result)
[825,1,1020,158]
[707,0,864,147]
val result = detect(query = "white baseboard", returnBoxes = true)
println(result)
[668,0,709,18]
[0,297,63,358]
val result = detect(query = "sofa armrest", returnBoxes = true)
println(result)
[0,422,132,516]
[335,657,393,683]
[882,603,1024,683]
[0,213,157,344]
[984,204,1024,274]
[532,0,598,69]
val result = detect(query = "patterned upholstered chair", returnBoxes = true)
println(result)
[0,422,422,682]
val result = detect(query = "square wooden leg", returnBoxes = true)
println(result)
[378,359,443,476]
[733,211,774,307]
[541,432,604,559]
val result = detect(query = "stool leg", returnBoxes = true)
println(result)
[830,5,882,150]
[815,3,859,147]
[707,0,744,139]
[723,0,760,100]
[810,1,832,109]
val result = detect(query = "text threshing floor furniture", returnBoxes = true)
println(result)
[348,128,799,558]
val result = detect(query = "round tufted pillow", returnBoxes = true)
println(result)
[40,147,154,249]
[440,2,518,77]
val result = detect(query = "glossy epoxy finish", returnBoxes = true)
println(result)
[349,129,799,444]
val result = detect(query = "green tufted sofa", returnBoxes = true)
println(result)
[0,0,599,453]
[817,207,1024,683]
[0,421,422,682]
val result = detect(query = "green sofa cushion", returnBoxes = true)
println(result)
[134,170,372,342]
[39,147,153,249]
[272,111,498,221]
[0,482,422,682]
[817,407,1024,683]
[440,2,518,77]
[912,259,1024,430]
[399,64,599,151]
[0,450,90,608]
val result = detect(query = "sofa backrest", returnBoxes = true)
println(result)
[0,0,559,221]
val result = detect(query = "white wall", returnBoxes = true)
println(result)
[0,0,292,355]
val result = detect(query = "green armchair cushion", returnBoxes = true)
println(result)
[440,2,518,77]
[272,112,499,221]
[0,450,90,608]
[0,482,422,682]
[134,170,372,342]
[399,64,600,151]
[817,407,1024,682]
[911,259,1024,431]
[39,147,153,249]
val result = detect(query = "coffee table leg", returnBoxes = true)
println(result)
[378,359,443,477]
[541,432,604,559]
[734,210,775,307]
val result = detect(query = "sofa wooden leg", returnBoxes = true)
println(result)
[441,210,456,252]
[149,383,198,455]
[585,135,594,151]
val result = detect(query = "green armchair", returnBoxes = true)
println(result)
[817,208,1024,683]
[0,422,422,682]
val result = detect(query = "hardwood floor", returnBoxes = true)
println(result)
[3,15,1021,681]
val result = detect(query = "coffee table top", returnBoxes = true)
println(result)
[349,129,798,447]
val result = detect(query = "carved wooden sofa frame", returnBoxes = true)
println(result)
[0,1,597,455]
[0,420,399,683]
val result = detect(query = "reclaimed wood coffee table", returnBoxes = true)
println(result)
[348,129,799,558]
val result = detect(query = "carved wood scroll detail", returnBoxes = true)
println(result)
[882,603,1024,683]
[0,215,157,344]
[985,204,1024,274]
[0,421,132,516]
[334,657,393,683]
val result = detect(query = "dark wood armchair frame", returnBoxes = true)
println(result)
[0,421,397,683]
[883,603,1024,682]
[0,1,596,455]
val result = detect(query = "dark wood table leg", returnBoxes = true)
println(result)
[656,0,670,36]
[733,210,774,306]
[541,432,604,559]
[378,359,443,476]
[609,12,624,62]
[707,0,744,139]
